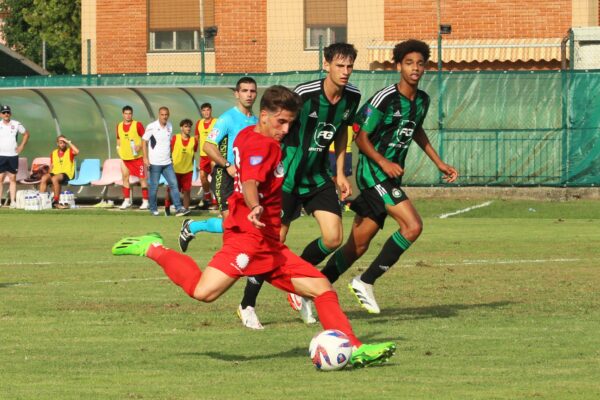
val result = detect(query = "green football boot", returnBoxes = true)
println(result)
[350,342,396,368]
[111,232,163,256]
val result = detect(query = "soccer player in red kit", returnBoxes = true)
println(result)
[112,85,395,368]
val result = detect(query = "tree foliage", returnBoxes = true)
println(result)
[0,0,81,74]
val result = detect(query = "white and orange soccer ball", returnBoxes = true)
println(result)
[309,329,353,371]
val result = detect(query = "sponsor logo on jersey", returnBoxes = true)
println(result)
[393,110,402,118]
[390,120,416,147]
[250,156,263,165]
[343,109,350,120]
[308,111,318,118]
[274,162,284,177]
[310,122,336,151]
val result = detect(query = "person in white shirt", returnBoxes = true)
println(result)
[142,106,190,217]
[0,105,30,208]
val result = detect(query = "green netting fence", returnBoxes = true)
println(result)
[0,70,598,186]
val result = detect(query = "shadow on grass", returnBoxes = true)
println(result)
[183,346,398,369]
[345,300,515,322]
[0,282,30,288]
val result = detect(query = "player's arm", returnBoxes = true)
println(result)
[141,129,151,167]
[135,122,145,153]
[242,179,265,229]
[16,128,29,154]
[413,126,458,183]
[63,138,80,156]
[204,117,236,177]
[333,124,351,200]
[355,129,403,178]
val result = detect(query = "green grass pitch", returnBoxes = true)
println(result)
[1,199,599,399]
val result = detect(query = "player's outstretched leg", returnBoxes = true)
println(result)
[112,233,202,298]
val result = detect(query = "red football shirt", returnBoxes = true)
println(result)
[223,125,284,241]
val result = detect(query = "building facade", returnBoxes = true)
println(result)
[81,0,600,74]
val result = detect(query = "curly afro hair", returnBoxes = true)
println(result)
[392,39,431,64]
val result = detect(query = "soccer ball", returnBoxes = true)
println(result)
[309,329,353,371]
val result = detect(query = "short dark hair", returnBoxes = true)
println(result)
[200,103,212,109]
[122,105,133,113]
[260,85,301,114]
[180,119,193,127]
[393,39,431,64]
[235,76,257,91]
[324,42,357,63]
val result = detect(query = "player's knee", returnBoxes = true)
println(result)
[193,287,219,303]
[404,221,423,241]
[321,235,342,251]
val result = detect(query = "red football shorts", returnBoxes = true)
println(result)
[123,158,146,179]
[175,171,193,192]
[208,231,324,293]
[199,156,212,175]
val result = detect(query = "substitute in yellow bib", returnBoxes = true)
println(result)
[194,103,218,208]
[117,105,149,210]
[40,135,79,208]
[165,119,198,212]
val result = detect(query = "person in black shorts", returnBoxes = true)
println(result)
[321,39,458,314]
[0,105,29,208]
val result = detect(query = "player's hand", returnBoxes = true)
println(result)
[247,205,265,229]
[16,145,24,154]
[439,163,458,183]
[380,159,404,178]
[334,175,352,201]
[226,165,237,178]
[135,144,142,152]
[143,157,150,168]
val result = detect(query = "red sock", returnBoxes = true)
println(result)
[53,195,59,202]
[146,244,202,298]
[122,187,130,198]
[203,192,211,202]
[314,291,361,347]
[164,188,171,208]
[141,188,148,200]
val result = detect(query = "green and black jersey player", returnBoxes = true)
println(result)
[240,43,361,325]
[321,39,459,314]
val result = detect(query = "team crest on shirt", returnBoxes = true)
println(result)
[392,188,402,198]
[274,162,284,177]
[207,129,219,141]
[310,122,336,151]
[250,156,263,165]
[233,253,250,271]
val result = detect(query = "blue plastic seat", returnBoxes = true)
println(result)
[69,158,101,186]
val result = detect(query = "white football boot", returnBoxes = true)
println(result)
[119,198,131,209]
[349,276,381,314]
[237,305,264,330]
[139,199,149,210]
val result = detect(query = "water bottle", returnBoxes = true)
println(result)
[24,195,32,210]
[130,139,138,156]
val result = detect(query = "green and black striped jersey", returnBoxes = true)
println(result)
[281,79,361,195]
[355,84,430,190]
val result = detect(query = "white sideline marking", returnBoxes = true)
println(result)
[438,201,493,219]
[0,260,127,266]
[2,258,584,289]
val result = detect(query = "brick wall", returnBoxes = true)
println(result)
[214,0,267,72]
[384,0,572,40]
[96,0,147,74]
